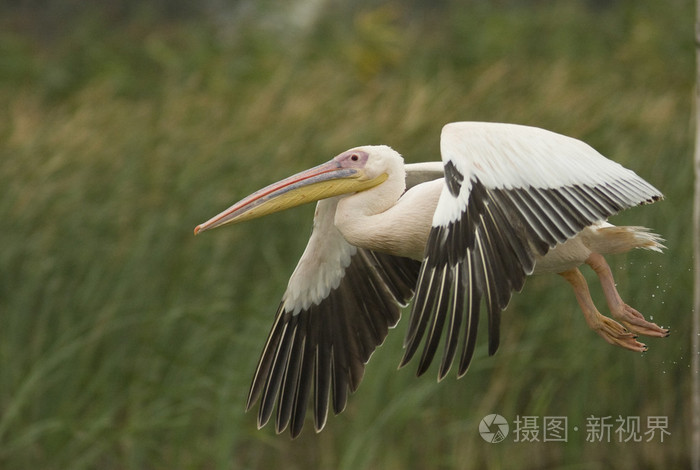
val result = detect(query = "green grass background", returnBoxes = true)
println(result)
[0,0,694,468]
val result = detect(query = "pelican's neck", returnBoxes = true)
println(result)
[334,176,441,260]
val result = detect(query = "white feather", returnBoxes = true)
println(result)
[282,197,356,314]
[434,122,656,226]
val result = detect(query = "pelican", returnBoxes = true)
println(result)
[195,122,668,438]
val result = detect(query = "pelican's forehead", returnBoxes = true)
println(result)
[364,144,401,159]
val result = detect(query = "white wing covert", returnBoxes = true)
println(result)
[400,122,662,380]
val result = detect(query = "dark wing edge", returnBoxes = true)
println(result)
[400,172,662,381]
[246,249,421,438]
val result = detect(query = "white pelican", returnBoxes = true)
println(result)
[195,122,667,438]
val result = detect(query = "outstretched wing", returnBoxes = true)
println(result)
[400,122,662,380]
[246,197,421,438]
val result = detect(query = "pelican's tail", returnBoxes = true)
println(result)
[589,225,665,254]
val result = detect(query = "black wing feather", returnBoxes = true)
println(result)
[402,174,660,378]
[247,249,420,438]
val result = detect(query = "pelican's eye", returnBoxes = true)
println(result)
[335,149,369,168]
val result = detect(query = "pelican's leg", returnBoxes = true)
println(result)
[559,268,647,352]
[585,253,669,338]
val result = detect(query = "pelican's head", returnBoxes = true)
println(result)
[194,145,401,234]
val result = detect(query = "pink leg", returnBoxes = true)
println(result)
[585,253,669,338]
[559,268,647,352]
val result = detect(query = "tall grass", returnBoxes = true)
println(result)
[0,0,694,468]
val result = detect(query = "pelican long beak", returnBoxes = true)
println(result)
[194,159,387,235]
